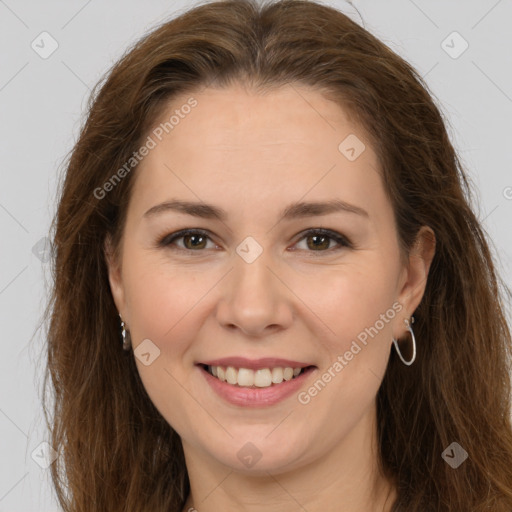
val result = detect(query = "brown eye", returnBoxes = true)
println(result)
[158,229,214,251]
[294,229,351,253]
[305,234,331,251]
[158,228,352,255]
[182,233,208,250]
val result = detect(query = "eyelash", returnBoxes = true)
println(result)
[156,228,353,255]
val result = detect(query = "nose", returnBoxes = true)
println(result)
[215,249,293,338]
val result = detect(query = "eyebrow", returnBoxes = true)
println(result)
[143,198,369,221]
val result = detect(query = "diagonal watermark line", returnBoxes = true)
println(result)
[368,367,382,382]
[471,0,502,29]
[0,62,29,92]
[163,162,234,236]
[266,472,311,511]
[163,268,234,337]
[264,265,337,336]
[408,0,439,29]
[199,67,224,93]
[480,204,499,224]
[265,163,337,235]
[163,367,233,438]
[0,0,29,29]
[0,266,28,296]
[0,202,29,232]
[472,61,512,104]
[61,0,93,29]
[288,82,338,131]
[61,60,91,91]
[0,472,29,503]
[0,409,28,438]
[422,61,439,79]
[198,470,234,504]
[264,409,295,438]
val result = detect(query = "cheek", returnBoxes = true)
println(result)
[299,262,398,421]
[329,259,397,323]
[122,253,198,346]
[310,260,399,373]
[123,263,208,432]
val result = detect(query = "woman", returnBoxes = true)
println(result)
[42,0,512,510]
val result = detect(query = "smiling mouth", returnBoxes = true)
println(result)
[199,364,315,388]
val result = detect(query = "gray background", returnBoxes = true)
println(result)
[0,1,511,510]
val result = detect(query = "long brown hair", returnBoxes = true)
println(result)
[42,0,512,510]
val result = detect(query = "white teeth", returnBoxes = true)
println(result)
[271,367,283,384]
[237,367,254,387]
[225,366,238,385]
[216,366,226,382]
[254,369,272,387]
[283,367,294,381]
[207,365,305,388]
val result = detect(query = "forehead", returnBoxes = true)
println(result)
[128,83,387,225]
[160,83,362,148]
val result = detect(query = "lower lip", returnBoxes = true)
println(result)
[198,365,316,407]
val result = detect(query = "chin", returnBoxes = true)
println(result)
[199,431,309,475]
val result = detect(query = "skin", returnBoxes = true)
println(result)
[105,82,435,512]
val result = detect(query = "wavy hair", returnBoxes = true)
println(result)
[42,0,512,510]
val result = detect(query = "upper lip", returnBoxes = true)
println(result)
[198,357,314,371]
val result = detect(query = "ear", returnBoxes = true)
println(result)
[395,226,436,337]
[104,233,127,319]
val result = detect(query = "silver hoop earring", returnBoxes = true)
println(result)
[120,314,131,351]
[392,316,416,366]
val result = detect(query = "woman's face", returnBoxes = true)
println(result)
[106,83,433,475]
